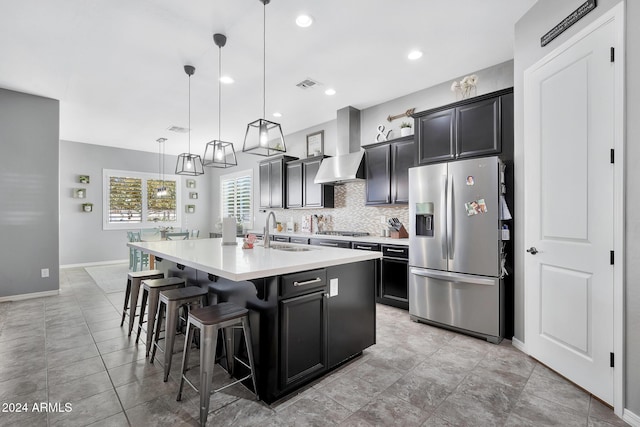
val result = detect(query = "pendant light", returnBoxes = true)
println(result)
[176,65,205,175]
[242,0,286,156]
[156,137,168,197]
[203,33,237,168]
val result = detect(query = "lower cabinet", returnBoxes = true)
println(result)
[279,290,327,389]
[379,245,409,310]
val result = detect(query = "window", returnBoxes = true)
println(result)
[103,169,181,230]
[220,169,253,229]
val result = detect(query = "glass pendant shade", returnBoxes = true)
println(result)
[203,140,237,168]
[242,0,286,156]
[176,64,205,176]
[175,152,205,175]
[242,118,286,156]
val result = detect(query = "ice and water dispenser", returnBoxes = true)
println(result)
[415,202,434,237]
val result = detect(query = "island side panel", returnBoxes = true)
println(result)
[326,260,376,368]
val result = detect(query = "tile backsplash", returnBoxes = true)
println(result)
[267,181,409,236]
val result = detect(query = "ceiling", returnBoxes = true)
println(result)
[0,0,535,156]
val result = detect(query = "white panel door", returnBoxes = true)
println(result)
[524,18,615,404]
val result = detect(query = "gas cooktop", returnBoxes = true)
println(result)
[315,231,370,237]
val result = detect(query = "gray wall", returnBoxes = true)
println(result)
[208,61,514,231]
[59,140,211,266]
[514,0,639,414]
[0,88,59,298]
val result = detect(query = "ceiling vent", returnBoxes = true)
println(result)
[167,126,190,133]
[296,78,321,89]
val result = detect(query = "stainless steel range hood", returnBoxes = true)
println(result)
[314,106,364,184]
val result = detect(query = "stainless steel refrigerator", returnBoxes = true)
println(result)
[408,156,504,343]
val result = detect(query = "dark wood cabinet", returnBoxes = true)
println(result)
[259,155,297,209]
[415,88,512,165]
[286,156,334,209]
[286,162,303,208]
[379,245,409,310]
[364,136,415,205]
[308,238,351,249]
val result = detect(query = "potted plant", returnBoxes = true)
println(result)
[400,121,413,137]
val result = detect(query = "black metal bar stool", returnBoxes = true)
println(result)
[150,286,208,381]
[136,277,186,356]
[176,303,258,427]
[121,270,164,335]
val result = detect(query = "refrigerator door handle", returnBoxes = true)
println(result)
[410,268,497,286]
[447,174,454,260]
[441,174,447,259]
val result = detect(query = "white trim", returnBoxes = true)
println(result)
[511,337,527,354]
[219,168,254,229]
[60,259,129,269]
[522,2,625,416]
[623,409,640,427]
[102,168,182,230]
[0,289,59,302]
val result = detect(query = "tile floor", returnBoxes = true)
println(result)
[0,266,628,426]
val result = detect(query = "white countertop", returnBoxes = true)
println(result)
[246,230,410,246]
[128,237,382,281]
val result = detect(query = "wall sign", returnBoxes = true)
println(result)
[541,0,597,47]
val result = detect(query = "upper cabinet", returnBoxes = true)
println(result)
[286,156,334,209]
[259,155,297,209]
[364,135,415,205]
[415,88,512,165]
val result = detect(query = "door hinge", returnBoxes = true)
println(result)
[610,251,614,265]
[610,47,615,62]
[610,149,615,164]
[610,352,615,367]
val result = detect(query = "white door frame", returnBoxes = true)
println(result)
[522,2,625,416]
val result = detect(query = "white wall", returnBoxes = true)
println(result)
[0,88,59,298]
[59,140,211,266]
[515,0,640,415]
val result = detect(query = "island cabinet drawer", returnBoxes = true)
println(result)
[272,235,290,243]
[309,238,351,249]
[289,237,310,244]
[280,269,327,299]
[352,242,380,251]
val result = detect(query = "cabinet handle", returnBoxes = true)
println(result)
[355,245,372,250]
[319,242,339,247]
[386,248,405,253]
[293,278,322,287]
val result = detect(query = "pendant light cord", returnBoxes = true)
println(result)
[262,0,266,120]
[188,73,191,154]
[218,44,222,141]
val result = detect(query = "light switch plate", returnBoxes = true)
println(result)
[41,268,49,278]
[330,278,338,297]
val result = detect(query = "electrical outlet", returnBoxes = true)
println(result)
[41,268,49,278]
[380,215,386,224]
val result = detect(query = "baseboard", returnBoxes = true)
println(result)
[0,289,59,303]
[61,259,128,269]
[624,408,640,427]
[511,337,527,354]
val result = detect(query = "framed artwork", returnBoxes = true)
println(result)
[186,179,196,189]
[189,192,198,199]
[185,204,196,214]
[73,188,86,199]
[306,130,324,158]
[78,175,90,184]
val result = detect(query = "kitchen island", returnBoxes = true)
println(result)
[128,238,381,402]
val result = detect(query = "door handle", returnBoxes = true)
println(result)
[526,247,538,255]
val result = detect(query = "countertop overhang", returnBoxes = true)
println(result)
[128,237,381,281]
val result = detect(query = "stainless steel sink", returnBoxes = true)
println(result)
[269,244,313,252]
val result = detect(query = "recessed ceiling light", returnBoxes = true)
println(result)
[273,112,282,118]
[325,88,336,96]
[220,75,234,84]
[296,14,313,28]
[408,50,423,60]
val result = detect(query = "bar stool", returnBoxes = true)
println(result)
[176,303,258,427]
[136,277,186,357]
[150,286,208,381]
[121,270,164,336]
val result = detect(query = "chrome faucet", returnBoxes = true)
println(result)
[264,211,276,248]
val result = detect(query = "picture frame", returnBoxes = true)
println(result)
[73,188,86,199]
[78,175,90,184]
[189,192,198,200]
[306,130,324,158]
[185,204,196,214]
[186,179,196,189]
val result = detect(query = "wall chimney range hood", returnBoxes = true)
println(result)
[314,106,364,185]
